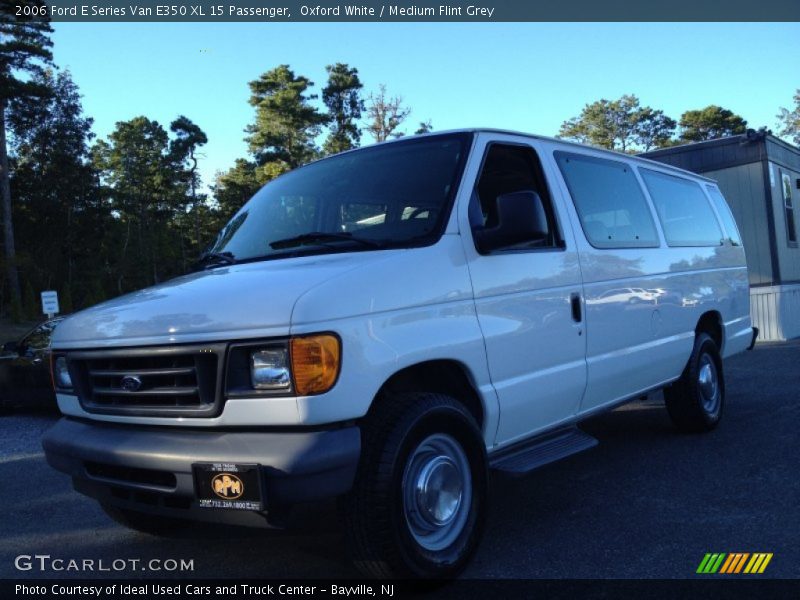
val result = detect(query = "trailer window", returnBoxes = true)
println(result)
[641,169,723,247]
[780,171,797,246]
[555,152,658,249]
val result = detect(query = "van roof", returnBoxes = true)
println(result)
[380,128,716,184]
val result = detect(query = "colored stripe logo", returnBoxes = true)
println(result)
[697,553,773,574]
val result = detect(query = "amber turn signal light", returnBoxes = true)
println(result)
[290,334,341,396]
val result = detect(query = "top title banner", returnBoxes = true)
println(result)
[8,0,800,21]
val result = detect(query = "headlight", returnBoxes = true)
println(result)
[250,348,291,390]
[290,334,341,396]
[53,356,72,389]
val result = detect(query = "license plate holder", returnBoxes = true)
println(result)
[193,462,264,511]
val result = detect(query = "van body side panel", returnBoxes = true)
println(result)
[291,305,496,442]
[461,134,587,447]
[702,184,754,357]
[540,141,751,414]
[578,253,748,411]
[290,234,499,443]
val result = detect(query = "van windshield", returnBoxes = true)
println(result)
[205,133,471,265]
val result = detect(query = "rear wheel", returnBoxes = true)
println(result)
[665,333,725,432]
[342,392,487,578]
[101,504,188,536]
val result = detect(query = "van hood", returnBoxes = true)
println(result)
[53,252,398,349]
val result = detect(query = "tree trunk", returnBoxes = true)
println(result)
[191,152,200,251]
[0,101,22,306]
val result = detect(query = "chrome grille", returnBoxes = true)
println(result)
[67,344,226,417]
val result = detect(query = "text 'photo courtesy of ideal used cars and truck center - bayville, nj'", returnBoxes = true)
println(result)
[1,1,800,597]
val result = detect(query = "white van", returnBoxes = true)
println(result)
[43,130,756,578]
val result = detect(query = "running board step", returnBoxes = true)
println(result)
[490,427,598,475]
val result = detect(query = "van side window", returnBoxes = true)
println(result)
[640,169,723,247]
[706,186,742,246]
[470,144,562,251]
[554,152,659,248]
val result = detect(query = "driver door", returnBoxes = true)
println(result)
[460,136,587,446]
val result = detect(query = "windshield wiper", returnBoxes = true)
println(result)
[269,232,383,250]
[194,251,237,270]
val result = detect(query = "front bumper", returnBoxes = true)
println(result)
[42,417,360,527]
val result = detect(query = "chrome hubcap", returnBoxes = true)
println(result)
[403,433,471,551]
[698,354,720,413]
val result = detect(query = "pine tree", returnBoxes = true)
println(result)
[559,95,676,153]
[170,116,208,255]
[776,90,800,145]
[93,117,178,291]
[245,65,326,171]
[212,159,262,225]
[8,69,99,302]
[415,120,433,135]
[322,63,365,155]
[678,106,748,142]
[0,3,54,310]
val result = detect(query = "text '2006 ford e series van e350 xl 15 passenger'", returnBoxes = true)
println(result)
[42,130,757,578]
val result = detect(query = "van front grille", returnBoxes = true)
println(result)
[67,343,226,417]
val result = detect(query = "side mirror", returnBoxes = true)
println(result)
[473,190,549,253]
[2,341,19,354]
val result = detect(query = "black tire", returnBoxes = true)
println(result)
[665,333,725,433]
[101,504,188,536]
[342,392,488,579]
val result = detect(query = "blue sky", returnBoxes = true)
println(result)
[51,22,799,190]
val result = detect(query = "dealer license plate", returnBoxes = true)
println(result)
[193,463,263,511]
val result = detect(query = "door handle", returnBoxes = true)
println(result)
[570,293,582,323]
[32,357,43,365]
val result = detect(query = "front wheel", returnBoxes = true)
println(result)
[342,392,487,578]
[665,333,725,433]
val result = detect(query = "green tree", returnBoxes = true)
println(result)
[212,159,263,227]
[0,4,53,309]
[415,120,433,135]
[21,278,35,319]
[633,107,677,151]
[365,84,411,142]
[8,69,101,307]
[322,63,364,155]
[169,115,208,259]
[245,65,326,172]
[678,105,748,142]
[776,89,800,145]
[559,95,676,153]
[83,278,106,308]
[60,285,73,313]
[93,117,180,292]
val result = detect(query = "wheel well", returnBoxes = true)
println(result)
[371,360,484,428]
[696,311,724,350]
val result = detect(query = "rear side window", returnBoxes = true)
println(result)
[706,186,742,246]
[555,152,658,248]
[640,169,723,247]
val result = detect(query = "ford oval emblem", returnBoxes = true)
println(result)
[120,375,143,392]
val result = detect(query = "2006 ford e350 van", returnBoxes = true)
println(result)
[43,130,757,578]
